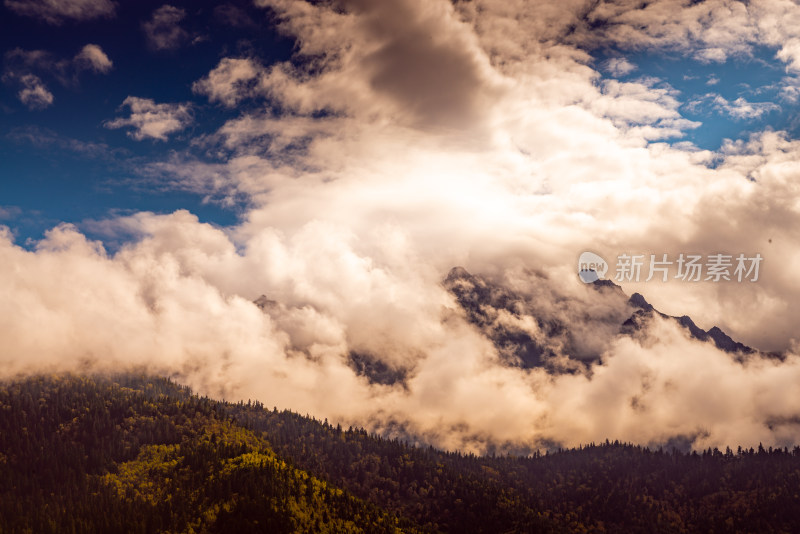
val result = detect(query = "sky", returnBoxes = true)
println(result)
[3,0,800,453]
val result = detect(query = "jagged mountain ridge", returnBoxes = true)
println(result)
[622,290,755,355]
[253,267,767,386]
[444,267,765,373]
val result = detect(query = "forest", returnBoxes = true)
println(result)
[1,374,799,533]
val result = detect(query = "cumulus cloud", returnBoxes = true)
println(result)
[591,77,700,138]
[776,38,800,72]
[717,96,780,119]
[604,57,636,77]
[455,0,800,73]
[143,5,188,50]
[74,44,113,73]
[688,92,781,119]
[192,57,268,107]
[5,0,800,455]
[2,211,799,455]
[243,0,504,130]
[14,73,53,109]
[4,0,114,24]
[2,44,112,107]
[105,97,192,141]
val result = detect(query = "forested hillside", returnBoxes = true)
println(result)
[2,374,800,533]
[0,375,413,534]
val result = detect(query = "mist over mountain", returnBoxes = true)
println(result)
[622,290,759,358]
[5,0,800,529]
[3,0,800,463]
[443,266,766,373]
[253,263,768,394]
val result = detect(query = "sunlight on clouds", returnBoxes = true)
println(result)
[604,57,637,77]
[192,57,268,107]
[4,0,800,454]
[74,44,113,74]
[105,97,193,141]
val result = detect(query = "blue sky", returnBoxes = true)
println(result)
[596,45,797,150]
[5,0,800,453]
[0,0,795,247]
[0,0,293,245]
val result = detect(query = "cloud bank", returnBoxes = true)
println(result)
[4,0,800,454]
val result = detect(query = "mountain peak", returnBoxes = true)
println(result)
[628,293,654,312]
[442,267,761,370]
[445,266,473,283]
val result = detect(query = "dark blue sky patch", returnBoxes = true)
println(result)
[0,0,294,245]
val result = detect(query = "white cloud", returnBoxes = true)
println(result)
[778,76,800,102]
[590,77,695,137]
[16,73,53,109]
[720,96,780,119]
[4,0,114,24]
[689,92,780,120]
[74,44,112,74]
[7,0,800,454]
[143,5,188,50]
[192,57,267,107]
[462,0,800,74]
[776,38,800,73]
[604,57,636,76]
[104,96,192,141]
[2,44,112,101]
